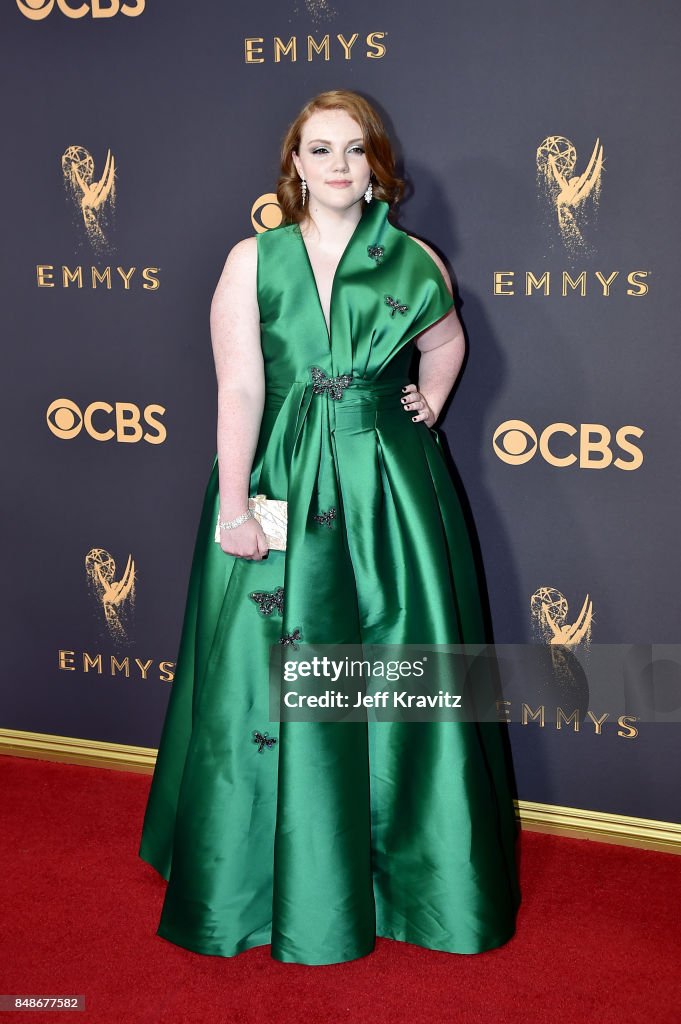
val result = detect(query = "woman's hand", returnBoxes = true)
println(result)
[220,517,270,560]
[401,383,436,429]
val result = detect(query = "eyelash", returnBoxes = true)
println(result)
[310,146,365,155]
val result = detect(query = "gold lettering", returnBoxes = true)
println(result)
[627,271,649,296]
[116,403,144,443]
[494,271,514,295]
[522,703,544,726]
[63,266,83,288]
[540,423,577,467]
[274,36,296,62]
[562,271,587,296]
[614,426,644,470]
[526,271,549,296]
[91,0,118,18]
[142,267,161,290]
[587,710,609,734]
[57,2,89,19]
[143,404,167,444]
[36,266,158,289]
[56,651,175,681]
[337,33,359,58]
[244,38,264,63]
[111,656,131,677]
[617,715,639,738]
[36,265,55,288]
[580,424,613,469]
[117,267,136,288]
[84,402,115,442]
[492,270,650,296]
[557,707,580,731]
[366,31,386,58]
[497,700,511,721]
[91,266,112,289]
[120,0,145,15]
[595,270,619,296]
[308,35,330,61]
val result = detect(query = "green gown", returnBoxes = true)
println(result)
[138,197,521,964]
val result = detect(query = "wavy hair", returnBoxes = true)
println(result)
[276,90,405,225]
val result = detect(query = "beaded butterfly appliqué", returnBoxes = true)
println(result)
[279,628,302,649]
[249,586,285,616]
[310,366,353,400]
[252,730,277,753]
[385,294,409,317]
[312,507,337,528]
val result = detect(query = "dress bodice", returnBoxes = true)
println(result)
[255,198,454,389]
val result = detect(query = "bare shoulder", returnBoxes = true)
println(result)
[210,234,261,378]
[406,233,453,295]
[211,236,258,308]
[227,235,258,264]
[217,236,257,278]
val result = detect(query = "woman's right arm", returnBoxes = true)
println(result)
[210,237,269,560]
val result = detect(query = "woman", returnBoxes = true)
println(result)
[139,89,521,965]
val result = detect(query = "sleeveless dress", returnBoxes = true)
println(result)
[138,198,521,965]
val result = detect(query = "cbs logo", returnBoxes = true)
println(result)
[16,0,144,19]
[251,193,283,233]
[493,420,644,470]
[46,398,165,444]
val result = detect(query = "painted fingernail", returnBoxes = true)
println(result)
[412,416,418,421]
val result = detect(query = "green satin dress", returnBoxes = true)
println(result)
[138,198,521,964]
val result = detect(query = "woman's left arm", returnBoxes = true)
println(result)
[402,238,465,429]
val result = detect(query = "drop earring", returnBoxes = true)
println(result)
[300,177,307,206]
[364,179,373,203]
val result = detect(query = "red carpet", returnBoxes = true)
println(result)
[1,753,679,1024]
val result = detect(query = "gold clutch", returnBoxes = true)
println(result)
[214,494,288,551]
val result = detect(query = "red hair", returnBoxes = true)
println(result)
[276,90,405,225]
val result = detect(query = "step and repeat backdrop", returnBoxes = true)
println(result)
[2,0,679,825]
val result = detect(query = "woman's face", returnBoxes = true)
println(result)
[292,108,371,214]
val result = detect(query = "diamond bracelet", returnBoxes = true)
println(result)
[218,508,255,531]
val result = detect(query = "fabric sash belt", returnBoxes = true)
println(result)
[265,374,406,423]
[256,374,409,501]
